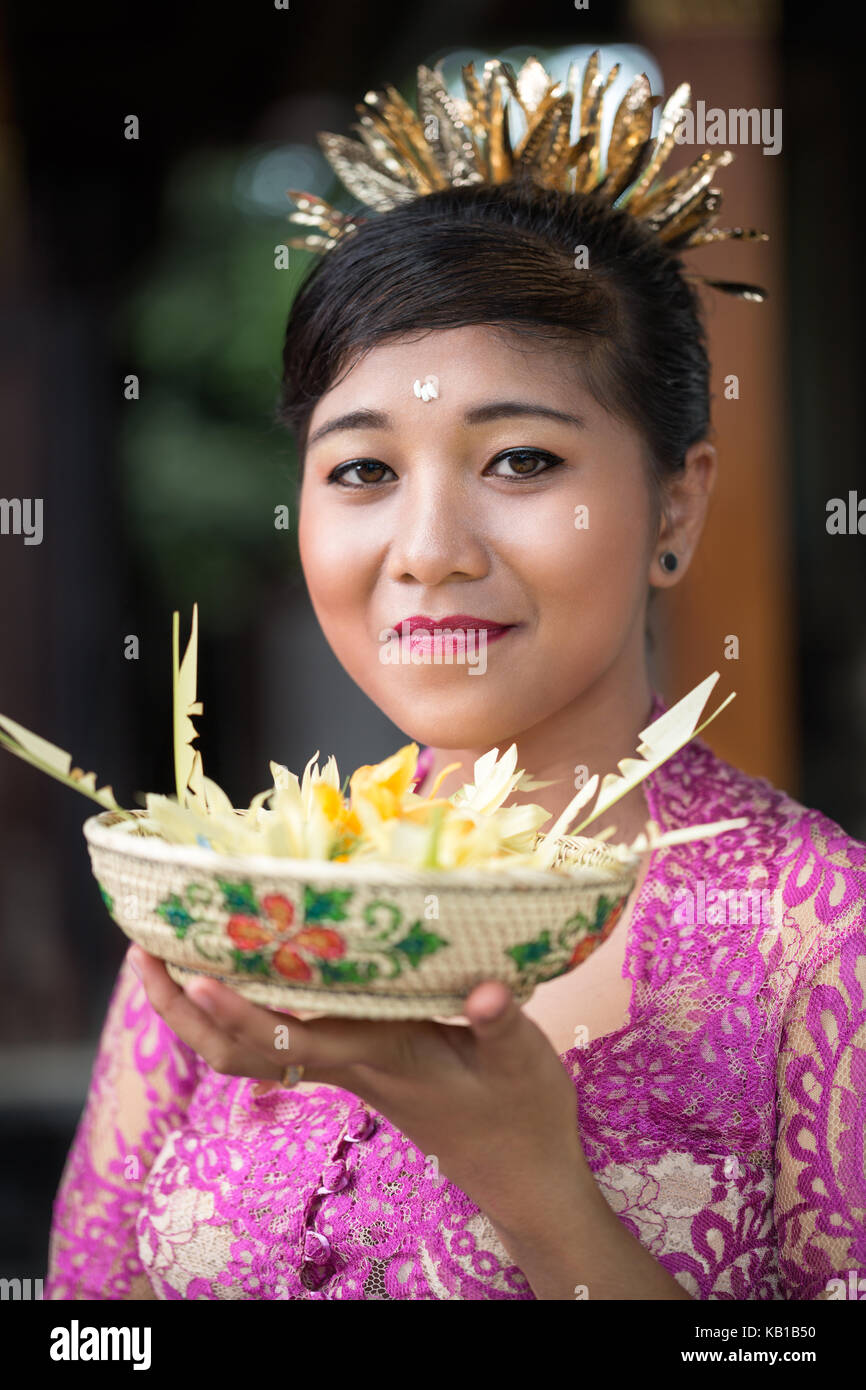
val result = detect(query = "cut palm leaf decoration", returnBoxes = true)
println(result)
[530,671,742,870]
[0,713,135,821]
[172,601,222,812]
[173,602,203,806]
[0,607,749,868]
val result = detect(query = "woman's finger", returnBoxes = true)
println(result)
[463,981,538,1079]
[129,947,281,1076]
[178,962,442,1079]
[128,945,428,1086]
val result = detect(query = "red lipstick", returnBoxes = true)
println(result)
[395,614,515,637]
[391,614,516,658]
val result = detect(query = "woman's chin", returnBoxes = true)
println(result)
[387,701,524,753]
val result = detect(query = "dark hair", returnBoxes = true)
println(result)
[276,178,712,522]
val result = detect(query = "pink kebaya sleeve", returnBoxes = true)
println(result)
[773,828,866,1300]
[44,946,203,1299]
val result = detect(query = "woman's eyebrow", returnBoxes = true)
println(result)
[466,401,587,430]
[307,408,389,448]
[307,400,587,448]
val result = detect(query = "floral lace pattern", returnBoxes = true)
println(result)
[45,698,866,1299]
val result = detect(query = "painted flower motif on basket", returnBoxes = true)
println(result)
[150,877,454,988]
[565,891,630,969]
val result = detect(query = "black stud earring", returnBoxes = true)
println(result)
[660,551,678,572]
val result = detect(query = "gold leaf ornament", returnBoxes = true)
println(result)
[282,51,768,302]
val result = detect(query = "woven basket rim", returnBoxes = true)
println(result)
[82,809,638,892]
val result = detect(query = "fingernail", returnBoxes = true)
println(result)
[128,949,142,979]
[187,983,217,1014]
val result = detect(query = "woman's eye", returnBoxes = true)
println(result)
[485,449,564,480]
[327,460,395,488]
[327,449,563,488]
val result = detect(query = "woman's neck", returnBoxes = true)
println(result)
[417,668,659,847]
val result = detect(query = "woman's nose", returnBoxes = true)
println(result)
[383,479,490,584]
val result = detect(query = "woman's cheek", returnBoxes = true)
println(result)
[563,484,651,593]
[300,512,371,613]
[517,491,648,659]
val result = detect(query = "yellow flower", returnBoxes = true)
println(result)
[348,743,420,818]
[400,796,452,825]
[135,738,562,869]
[311,781,362,837]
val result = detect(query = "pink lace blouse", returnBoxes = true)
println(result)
[44,700,866,1299]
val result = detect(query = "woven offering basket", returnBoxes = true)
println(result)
[83,809,638,1019]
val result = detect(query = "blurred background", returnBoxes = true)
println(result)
[0,0,863,1282]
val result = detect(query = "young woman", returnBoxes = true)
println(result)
[44,132,866,1301]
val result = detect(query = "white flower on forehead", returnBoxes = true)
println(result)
[413,375,439,401]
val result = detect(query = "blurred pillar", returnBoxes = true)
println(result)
[0,24,83,1040]
[631,0,797,793]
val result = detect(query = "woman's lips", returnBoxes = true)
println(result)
[393,618,516,657]
[405,626,513,655]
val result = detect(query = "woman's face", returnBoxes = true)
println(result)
[297,325,659,749]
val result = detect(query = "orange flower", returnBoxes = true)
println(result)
[261,894,295,931]
[273,944,313,981]
[568,936,599,969]
[227,915,274,951]
[291,927,346,960]
[566,898,626,969]
[598,896,627,944]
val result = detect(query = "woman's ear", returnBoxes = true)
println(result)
[648,439,718,590]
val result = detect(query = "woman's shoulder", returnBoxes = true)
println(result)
[654,734,866,969]
[666,731,866,854]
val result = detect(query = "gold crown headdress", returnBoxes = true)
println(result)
[282,51,768,301]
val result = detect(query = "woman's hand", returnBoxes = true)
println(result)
[127,943,589,1237]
